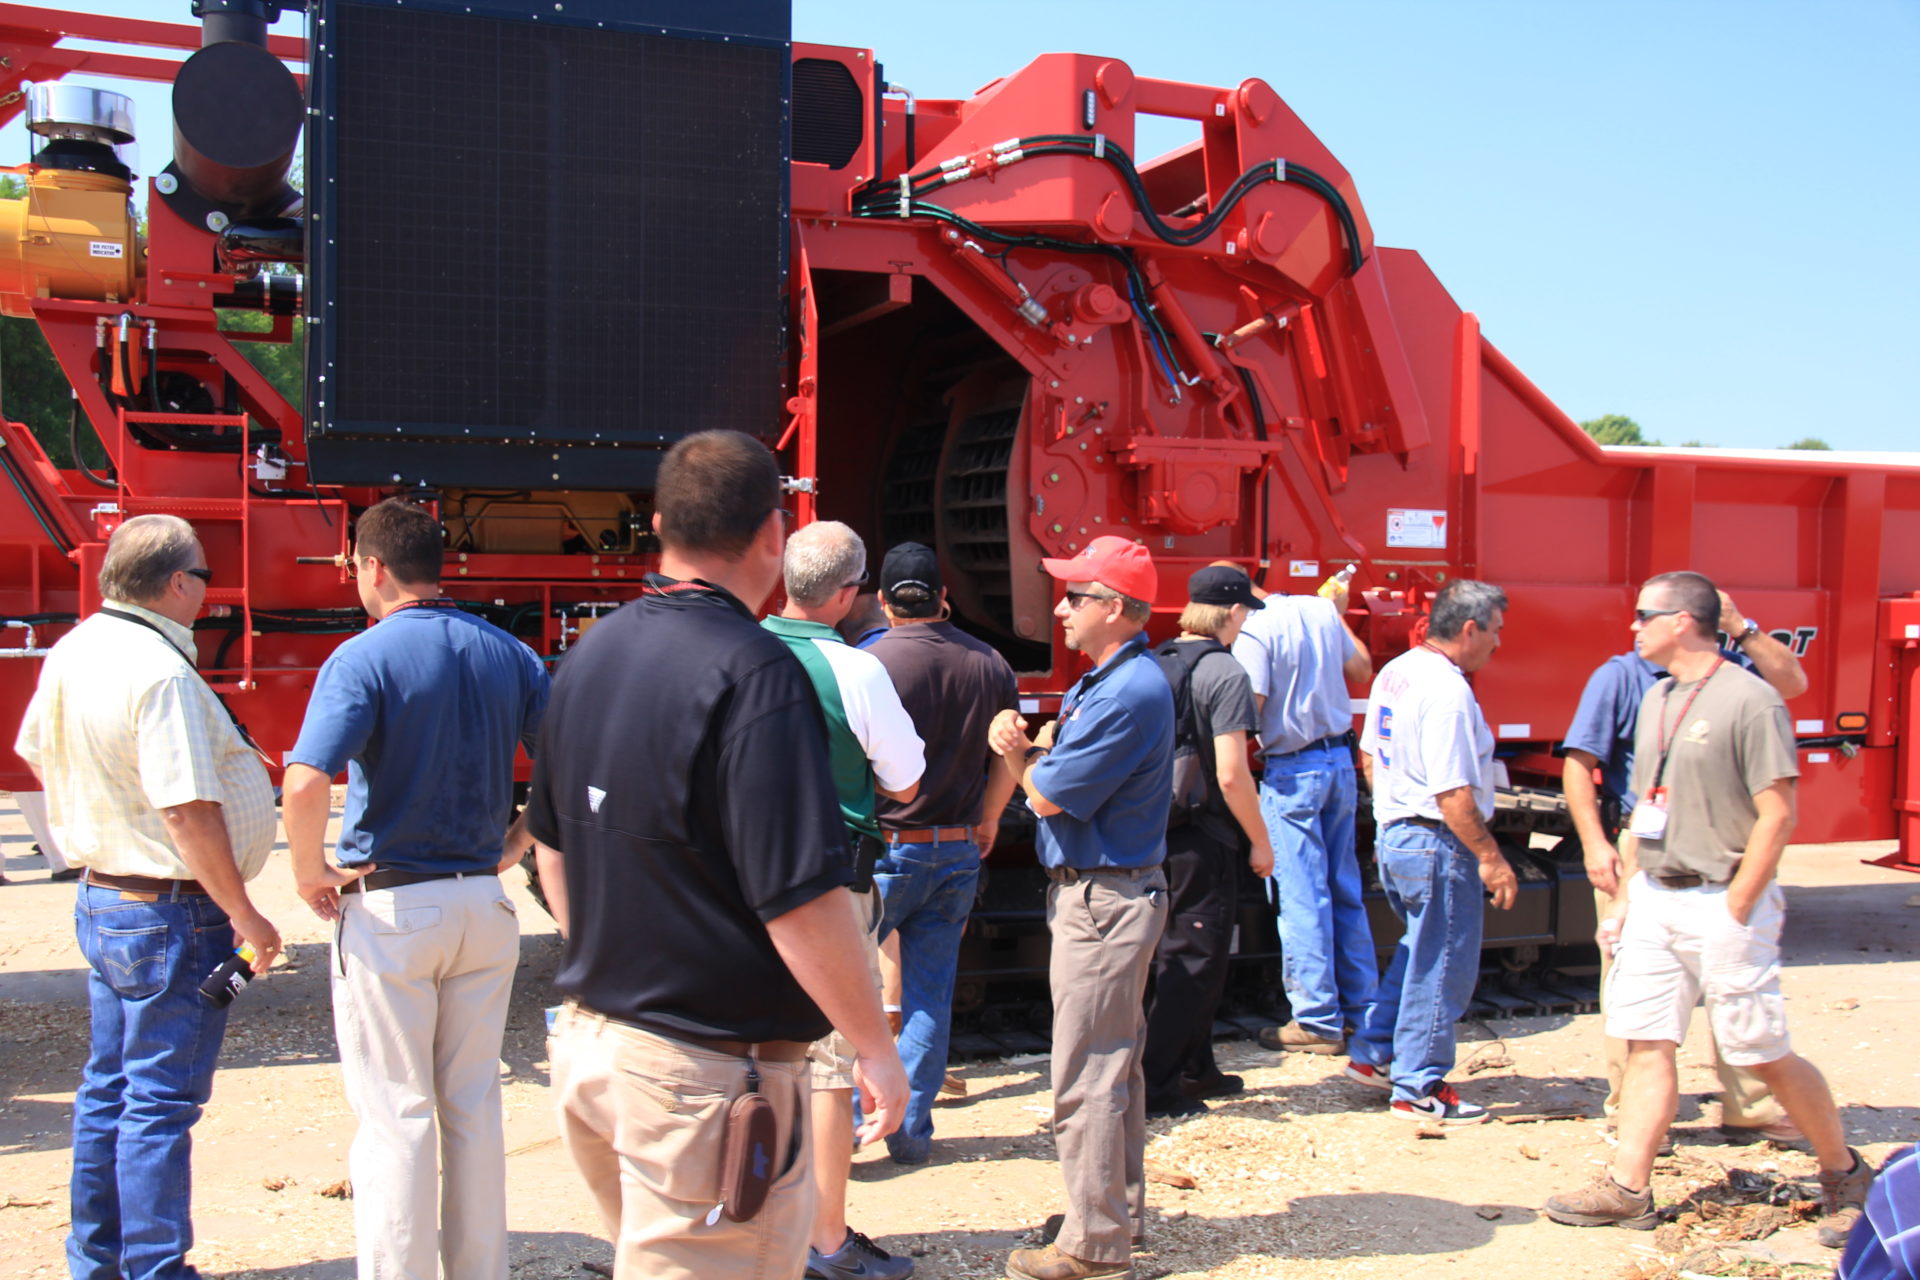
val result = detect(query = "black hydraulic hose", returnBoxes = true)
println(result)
[860,135,1365,275]
[69,396,117,490]
[0,442,75,554]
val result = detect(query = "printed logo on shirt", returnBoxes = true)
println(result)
[1376,706,1393,768]
[587,785,607,813]
[1683,718,1710,745]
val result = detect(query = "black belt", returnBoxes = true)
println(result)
[1267,731,1354,761]
[84,870,208,895]
[1047,865,1159,884]
[576,1006,809,1062]
[341,868,473,894]
[1386,816,1445,831]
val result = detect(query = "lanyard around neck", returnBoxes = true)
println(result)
[1652,656,1725,790]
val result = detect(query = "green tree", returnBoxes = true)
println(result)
[1781,436,1832,450]
[1580,413,1661,446]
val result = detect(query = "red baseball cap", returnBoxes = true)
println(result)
[1041,535,1158,604]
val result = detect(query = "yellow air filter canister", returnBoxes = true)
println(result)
[0,165,138,318]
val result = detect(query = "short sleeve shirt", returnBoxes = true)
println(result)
[288,604,550,874]
[1627,662,1798,881]
[524,575,851,1044]
[762,615,925,840]
[1029,636,1175,869]
[1556,647,1763,814]
[1360,645,1494,823]
[1231,594,1353,755]
[867,621,1019,828]
[1169,639,1259,843]
[14,605,276,880]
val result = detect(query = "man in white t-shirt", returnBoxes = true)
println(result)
[1349,579,1517,1125]
[763,520,926,1280]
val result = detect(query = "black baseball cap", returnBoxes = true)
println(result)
[1187,565,1263,610]
[880,541,942,604]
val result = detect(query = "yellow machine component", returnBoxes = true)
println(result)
[0,166,138,318]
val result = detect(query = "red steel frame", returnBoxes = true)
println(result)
[0,9,1915,870]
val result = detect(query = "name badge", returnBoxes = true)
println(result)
[1629,787,1669,840]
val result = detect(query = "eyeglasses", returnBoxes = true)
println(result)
[183,567,212,584]
[1064,590,1113,610]
[1633,607,1681,624]
[841,569,869,590]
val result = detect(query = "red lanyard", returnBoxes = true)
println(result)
[1652,656,1724,789]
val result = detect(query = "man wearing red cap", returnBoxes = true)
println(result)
[989,535,1174,1280]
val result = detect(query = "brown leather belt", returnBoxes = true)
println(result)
[83,870,207,895]
[341,868,472,894]
[885,825,973,844]
[1650,871,1723,889]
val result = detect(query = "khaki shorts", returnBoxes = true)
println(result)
[1603,872,1791,1066]
[806,888,883,1090]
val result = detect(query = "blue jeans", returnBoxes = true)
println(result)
[70,883,235,1280]
[872,839,980,1164]
[1349,823,1484,1102]
[1259,746,1374,1038]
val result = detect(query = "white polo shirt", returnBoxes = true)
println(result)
[1359,644,1494,824]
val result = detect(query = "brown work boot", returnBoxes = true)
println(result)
[1815,1147,1874,1249]
[1256,1021,1345,1054]
[1006,1243,1131,1280]
[1543,1174,1659,1229]
[939,1071,968,1100]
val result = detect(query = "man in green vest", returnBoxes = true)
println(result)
[764,519,926,1280]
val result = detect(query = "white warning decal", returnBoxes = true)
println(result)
[1386,508,1448,549]
[89,241,124,259]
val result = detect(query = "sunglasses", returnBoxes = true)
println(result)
[183,567,212,584]
[1633,607,1681,623]
[1064,590,1113,610]
[842,569,870,590]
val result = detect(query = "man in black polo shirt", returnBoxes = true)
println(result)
[526,431,908,1280]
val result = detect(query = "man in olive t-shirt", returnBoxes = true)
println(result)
[1546,571,1871,1246]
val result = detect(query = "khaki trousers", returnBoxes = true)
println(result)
[332,873,520,1280]
[1594,885,1778,1125]
[550,1006,815,1280]
[1048,869,1167,1265]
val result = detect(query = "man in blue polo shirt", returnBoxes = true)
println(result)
[282,498,549,1280]
[989,535,1173,1280]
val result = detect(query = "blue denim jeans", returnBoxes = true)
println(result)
[1259,745,1375,1038]
[872,838,980,1164]
[70,883,235,1280]
[1349,823,1484,1102]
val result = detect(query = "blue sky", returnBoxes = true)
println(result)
[11,1,1915,451]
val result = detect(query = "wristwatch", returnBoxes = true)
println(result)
[1024,744,1048,762]
[1736,618,1762,642]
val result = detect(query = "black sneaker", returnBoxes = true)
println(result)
[1145,1094,1207,1119]
[806,1229,914,1280]
[1181,1071,1244,1100]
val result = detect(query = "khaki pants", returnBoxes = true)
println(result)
[551,1006,815,1280]
[1594,885,1778,1125]
[1048,869,1167,1265]
[332,873,521,1280]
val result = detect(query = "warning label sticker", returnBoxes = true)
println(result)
[1386,508,1448,549]
[89,241,124,259]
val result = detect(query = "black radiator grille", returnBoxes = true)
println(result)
[792,57,864,170]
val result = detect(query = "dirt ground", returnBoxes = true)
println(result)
[2,795,1915,1280]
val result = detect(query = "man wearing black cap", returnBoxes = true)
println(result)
[1142,566,1274,1117]
[864,541,1020,1167]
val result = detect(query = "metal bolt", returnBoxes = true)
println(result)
[1051,523,1064,534]
[1047,472,1059,484]
[1049,380,1060,389]
[205,211,229,232]
[155,173,178,195]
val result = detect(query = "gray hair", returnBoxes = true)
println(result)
[1428,578,1507,640]
[98,514,201,605]
[782,520,867,608]
[1642,570,1719,635]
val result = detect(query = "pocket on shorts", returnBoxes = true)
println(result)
[96,922,170,999]
[613,1063,731,1205]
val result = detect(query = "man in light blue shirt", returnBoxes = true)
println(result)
[1231,578,1374,1055]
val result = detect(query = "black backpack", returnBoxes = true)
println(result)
[1152,637,1235,838]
